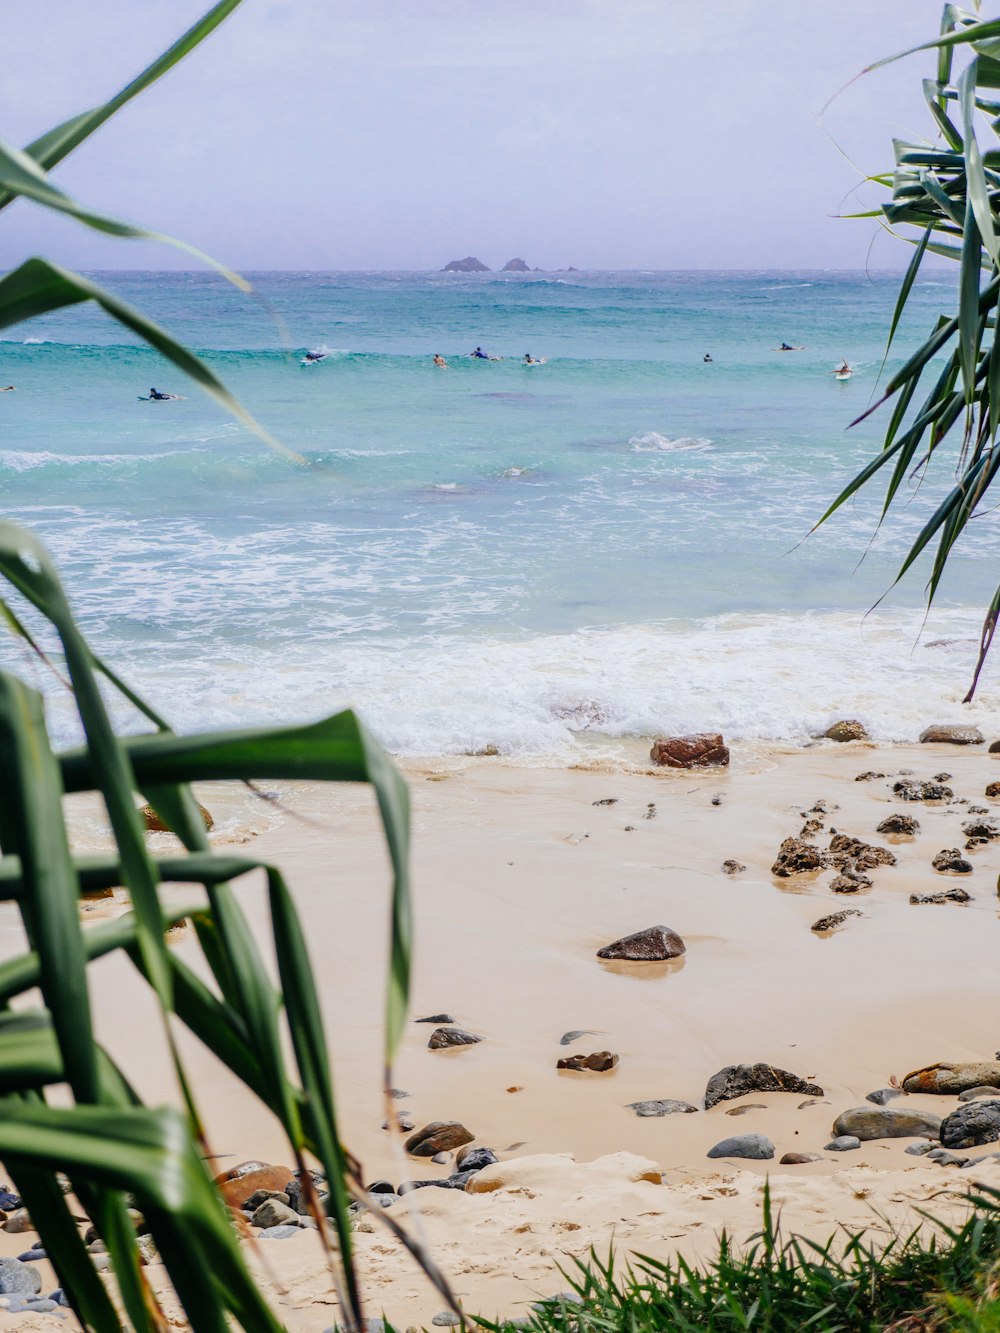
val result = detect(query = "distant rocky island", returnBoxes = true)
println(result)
[440,256,578,273]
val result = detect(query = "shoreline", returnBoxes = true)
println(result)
[16,738,1000,1324]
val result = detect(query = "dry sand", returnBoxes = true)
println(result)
[5,739,1000,1326]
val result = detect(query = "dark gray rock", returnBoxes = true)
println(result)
[725,1103,767,1116]
[877,814,919,836]
[597,926,685,961]
[866,1088,901,1106]
[959,1086,1000,1102]
[894,780,954,801]
[706,1133,774,1160]
[705,1064,823,1109]
[905,1141,936,1156]
[926,1149,970,1167]
[0,1258,41,1296]
[833,1107,942,1141]
[244,1189,289,1211]
[826,1135,861,1152]
[16,1250,44,1263]
[455,1146,499,1172]
[560,1029,598,1045]
[910,887,972,905]
[442,257,489,272]
[428,1027,482,1049]
[920,724,984,745]
[366,1180,395,1194]
[932,848,973,874]
[432,1314,461,1327]
[592,798,618,806]
[416,1014,455,1024]
[855,771,886,781]
[626,1099,698,1117]
[940,1100,1000,1149]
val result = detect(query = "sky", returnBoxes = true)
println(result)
[0,0,963,271]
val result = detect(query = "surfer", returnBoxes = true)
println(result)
[303,348,328,364]
[470,346,490,359]
[148,387,175,400]
[433,354,448,368]
[775,342,804,351]
[703,353,713,363]
[832,359,852,375]
[0,385,14,391]
[523,353,544,365]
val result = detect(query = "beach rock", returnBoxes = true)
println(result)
[431,1152,451,1165]
[824,719,869,742]
[649,733,729,769]
[963,818,1000,845]
[560,1029,598,1045]
[933,772,953,781]
[501,258,531,273]
[811,909,862,933]
[780,1152,822,1164]
[244,1189,289,1211]
[771,837,830,877]
[432,1314,461,1327]
[442,257,489,272]
[455,1146,499,1172]
[866,1088,901,1106]
[706,1133,774,1161]
[855,771,886,781]
[725,1103,767,1116]
[832,1107,942,1141]
[920,725,984,745]
[877,814,919,836]
[215,1164,293,1209]
[926,1148,970,1167]
[416,1013,455,1024]
[721,859,746,874]
[826,1136,861,1152]
[228,1208,252,1238]
[704,1064,823,1109]
[830,870,872,893]
[596,925,685,961]
[940,1100,1000,1149]
[592,798,618,806]
[428,1027,482,1049]
[404,1122,475,1157]
[910,887,971,905]
[902,1062,1000,1095]
[0,1260,41,1296]
[2,1211,33,1235]
[557,1050,618,1072]
[252,1199,300,1230]
[17,1250,44,1263]
[986,782,1000,798]
[366,1180,395,1194]
[382,1113,415,1132]
[960,1086,1000,1102]
[626,1099,698,1117]
[969,805,990,815]
[829,833,895,872]
[259,1225,299,1240]
[932,848,973,874]
[894,780,953,802]
[800,819,824,837]
[905,1141,936,1156]
[991,740,1000,753]
[0,1192,20,1212]
[140,801,213,833]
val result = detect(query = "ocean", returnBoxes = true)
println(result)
[1,267,995,757]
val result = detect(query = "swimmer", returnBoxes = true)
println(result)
[433,354,448,368]
[0,385,14,392]
[523,353,545,365]
[703,353,713,363]
[470,346,490,359]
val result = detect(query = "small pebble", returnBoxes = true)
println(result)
[431,1314,461,1327]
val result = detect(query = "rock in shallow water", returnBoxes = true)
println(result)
[706,1133,774,1160]
[811,909,862,933]
[910,887,972,905]
[650,733,729,768]
[404,1122,475,1157]
[932,848,973,874]
[428,1027,482,1049]
[721,859,746,874]
[833,1107,942,1141]
[705,1064,823,1109]
[877,814,919,836]
[824,719,869,742]
[920,724,985,745]
[557,1050,618,1072]
[940,1100,1000,1149]
[597,926,685,961]
[626,1099,698,1117]
[771,838,829,877]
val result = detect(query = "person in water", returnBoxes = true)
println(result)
[523,353,542,364]
[0,385,14,391]
[433,354,448,368]
[470,346,489,359]
[149,387,171,400]
[703,353,713,363]
[833,359,852,374]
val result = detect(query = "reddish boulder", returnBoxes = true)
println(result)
[214,1162,294,1209]
[650,733,729,769]
[557,1051,619,1072]
[404,1122,475,1157]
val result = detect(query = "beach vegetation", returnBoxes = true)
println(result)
[818,5,1000,699]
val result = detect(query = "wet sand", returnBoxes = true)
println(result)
[6,739,1000,1325]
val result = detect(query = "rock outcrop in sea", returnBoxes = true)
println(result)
[441,257,490,272]
[501,257,531,272]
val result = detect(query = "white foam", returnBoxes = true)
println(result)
[629,432,713,453]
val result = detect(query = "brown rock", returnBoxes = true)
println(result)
[811,909,862,933]
[779,1152,822,1164]
[828,833,895,872]
[704,1064,823,1109]
[910,887,971,905]
[902,1061,1000,1095]
[932,848,973,874]
[557,1050,619,1073]
[2,1209,33,1234]
[989,741,1000,754]
[877,814,919,836]
[721,859,746,874]
[228,1208,252,1239]
[428,1027,482,1049]
[919,724,985,745]
[596,925,685,961]
[824,720,869,742]
[771,837,830,877]
[405,1122,475,1157]
[986,782,1000,797]
[141,802,214,833]
[855,771,886,781]
[214,1163,294,1209]
[830,871,872,894]
[649,733,729,769]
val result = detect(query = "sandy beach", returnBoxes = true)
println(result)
[3,735,998,1325]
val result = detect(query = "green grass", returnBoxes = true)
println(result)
[466,1183,1000,1332]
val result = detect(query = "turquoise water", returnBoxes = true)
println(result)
[1,268,996,754]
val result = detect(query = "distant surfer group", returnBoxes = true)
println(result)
[431,347,546,368]
[701,347,854,378]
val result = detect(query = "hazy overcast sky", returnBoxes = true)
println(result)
[0,1,956,271]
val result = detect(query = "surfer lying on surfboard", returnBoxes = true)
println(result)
[139,386,183,400]
[523,353,547,365]
[774,342,804,351]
